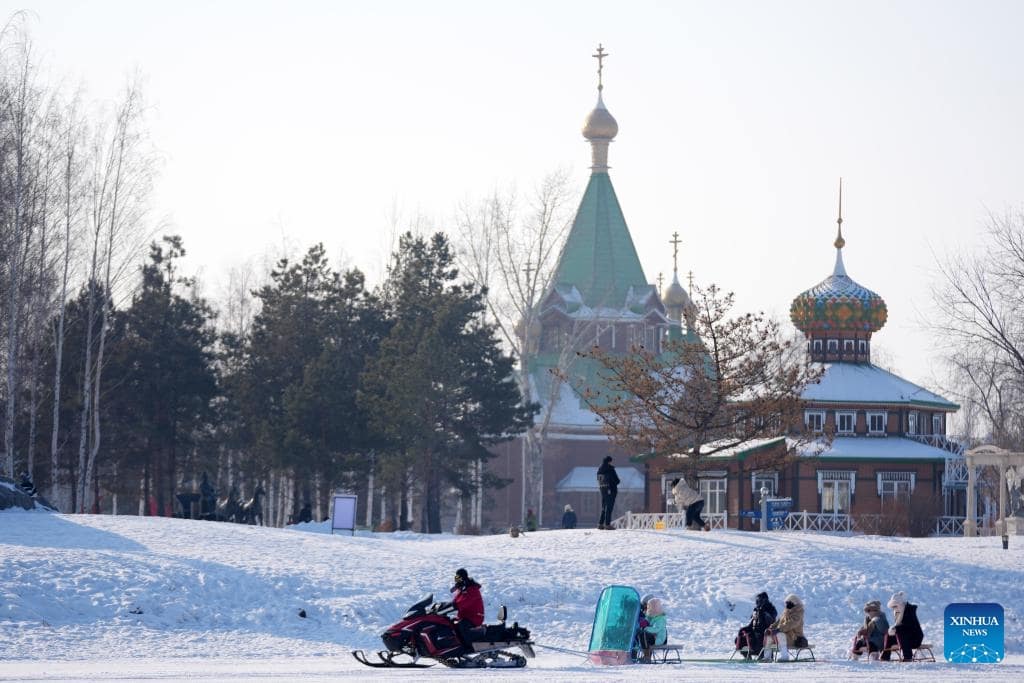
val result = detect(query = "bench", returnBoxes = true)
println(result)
[883,642,936,662]
[641,644,682,664]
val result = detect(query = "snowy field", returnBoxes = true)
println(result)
[1,510,1022,681]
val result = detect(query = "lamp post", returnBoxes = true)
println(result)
[759,485,769,532]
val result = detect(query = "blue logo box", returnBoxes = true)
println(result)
[944,603,1004,663]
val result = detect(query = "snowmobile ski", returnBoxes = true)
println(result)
[351,650,434,668]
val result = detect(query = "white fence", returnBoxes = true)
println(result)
[611,511,728,531]
[612,510,967,536]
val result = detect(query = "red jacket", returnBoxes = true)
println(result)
[452,582,485,627]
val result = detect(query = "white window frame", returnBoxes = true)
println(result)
[817,470,855,514]
[827,339,839,352]
[932,413,942,435]
[751,471,779,500]
[843,339,855,352]
[867,411,887,435]
[812,339,822,353]
[908,411,918,435]
[858,340,867,354]
[836,411,856,434]
[877,472,915,508]
[805,410,825,433]
[699,476,728,515]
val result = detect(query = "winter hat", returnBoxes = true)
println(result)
[603,456,613,464]
[755,591,769,604]
[887,591,907,609]
[864,600,882,613]
[646,598,663,617]
[564,504,573,512]
[640,593,654,609]
[454,568,469,583]
[784,593,802,607]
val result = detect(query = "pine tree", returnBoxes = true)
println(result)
[361,232,535,533]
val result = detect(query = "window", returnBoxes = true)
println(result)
[699,478,727,514]
[932,414,942,436]
[877,472,914,508]
[812,339,822,353]
[858,340,867,354]
[867,412,886,434]
[843,339,855,352]
[827,339,838,352]
[752,472,778,501]
[836,411,856,434]
[805,410,825,433]
[818,470,855,514]
[908,412,918,435]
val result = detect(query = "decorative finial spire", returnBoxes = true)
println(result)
[670,232,681,275]
[687,270,694,296]
[593,44,608,92]
[581,44,618,173]
[834,177,845,249]
[832,178,847,277]
[657,271,664,292]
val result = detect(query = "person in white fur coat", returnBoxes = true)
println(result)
[671,477,708,531]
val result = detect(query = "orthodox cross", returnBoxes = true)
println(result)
[523,259,535,285]
[687,270,694,296]
[593,44,608,91]
[669,231,682,274]
[656,272,664,293]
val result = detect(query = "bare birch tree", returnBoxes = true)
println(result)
[930,208,1024,448]
[453,169,582,524]
[75,79,154,511]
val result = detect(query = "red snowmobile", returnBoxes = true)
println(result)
[352,593,536,669]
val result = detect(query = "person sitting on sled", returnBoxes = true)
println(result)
[450,568,485,644]
[765,593,807,661]
[881,591,923,661]
[637,597,667,662]
[851,599,889,660]
[735,591,777,659]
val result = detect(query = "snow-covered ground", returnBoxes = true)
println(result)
[2,510,1022,681]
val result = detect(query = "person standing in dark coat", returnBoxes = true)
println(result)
[561,504,577,529]
[596,456,620,530]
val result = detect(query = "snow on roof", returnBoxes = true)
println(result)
[791,436,954,461]
[802,363,957,409]
[554,466,645,492]
[532,373,604,430]
[668,437,787,460]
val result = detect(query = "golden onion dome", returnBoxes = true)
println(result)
[582,93,618,140]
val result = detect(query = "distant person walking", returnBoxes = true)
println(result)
[597,456,620,530]
[671,477,709,531]
[561,504,577,529]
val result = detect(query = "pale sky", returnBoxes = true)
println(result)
[14,0,1024,391]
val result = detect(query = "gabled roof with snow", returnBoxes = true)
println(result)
[665,437,787,461]
[801,362,958,410]
[791,436,953,462]
[554,465,645,492]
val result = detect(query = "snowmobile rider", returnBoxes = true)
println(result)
[450,568,485,644]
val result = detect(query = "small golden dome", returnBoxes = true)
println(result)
[582,93,618,140]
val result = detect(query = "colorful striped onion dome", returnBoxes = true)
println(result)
[790,218,887,334]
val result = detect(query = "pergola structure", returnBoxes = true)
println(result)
[963,445,1024,537]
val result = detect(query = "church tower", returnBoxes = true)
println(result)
[789,180,888,363]
[538,45,669,359]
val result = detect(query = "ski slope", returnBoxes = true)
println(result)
[1,510,1022,680]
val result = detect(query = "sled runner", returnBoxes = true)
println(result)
[352,594,535,669]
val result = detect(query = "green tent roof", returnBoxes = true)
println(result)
[550,172,648,309]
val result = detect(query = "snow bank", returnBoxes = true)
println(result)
[1,511,1022,680]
